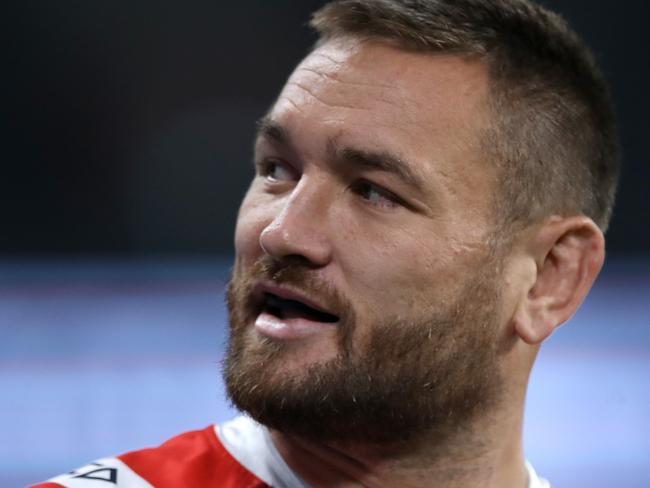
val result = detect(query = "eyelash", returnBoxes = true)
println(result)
[351,180,402,209]
[256,159,297,182]
[256,159,404,210]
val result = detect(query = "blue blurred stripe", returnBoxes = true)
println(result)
[1,259,648,487]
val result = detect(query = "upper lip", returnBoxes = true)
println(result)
[251,281,339,320]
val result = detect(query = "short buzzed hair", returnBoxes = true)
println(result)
[310,0,619,234]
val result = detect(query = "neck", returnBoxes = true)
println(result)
[270,404,527,488]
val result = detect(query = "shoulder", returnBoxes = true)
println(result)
[30,425,271,488]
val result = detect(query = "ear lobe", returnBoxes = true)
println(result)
[514,216,605,345]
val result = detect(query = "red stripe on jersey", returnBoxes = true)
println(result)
[29,484,65,488]
[118,426,271,488]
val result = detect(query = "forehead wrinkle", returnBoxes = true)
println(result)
[285,74,418,126]
[306,50,347,68]
[290,60,417,116]
[298,65,396,91]
[286,79,372,112]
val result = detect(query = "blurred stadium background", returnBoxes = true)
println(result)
[2,1,648,486]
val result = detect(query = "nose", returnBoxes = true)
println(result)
[259,180,333,267]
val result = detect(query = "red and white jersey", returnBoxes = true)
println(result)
[31,416,550,488]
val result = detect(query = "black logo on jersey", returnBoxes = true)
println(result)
[70,462,118,484]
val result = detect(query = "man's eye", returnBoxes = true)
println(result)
[259,160,296,182]
[353,181,401,209]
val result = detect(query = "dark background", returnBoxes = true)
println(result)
[3,0,648,257]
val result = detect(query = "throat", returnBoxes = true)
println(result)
[268,426,525,488]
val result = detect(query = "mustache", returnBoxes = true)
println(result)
[231,255,355,329]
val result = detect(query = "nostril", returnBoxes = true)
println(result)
[257,195,333,267]
[258,221,283,255]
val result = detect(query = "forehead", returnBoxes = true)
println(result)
[266,38,494,214]
[276,38,489,140]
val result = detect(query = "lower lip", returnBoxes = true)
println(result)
[254,312,337,340]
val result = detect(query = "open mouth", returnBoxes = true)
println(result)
[262,293,339,323]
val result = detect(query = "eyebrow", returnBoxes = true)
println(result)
[332,145,425,193]
[256,116,287,145]
[255,116,425,192]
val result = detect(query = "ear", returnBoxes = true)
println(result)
[513,216,605,345]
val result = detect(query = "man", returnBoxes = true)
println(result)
[34,0,618,487]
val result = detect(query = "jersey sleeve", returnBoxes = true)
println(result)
[29,426,270,488]
[29,457,153,488]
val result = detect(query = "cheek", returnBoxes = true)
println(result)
[338,222,474,315]
[338,230,435,310]
[234,191,271,262]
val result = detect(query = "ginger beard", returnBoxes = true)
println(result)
[223,254,504,445]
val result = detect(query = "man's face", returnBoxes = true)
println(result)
[224,39,507,443]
